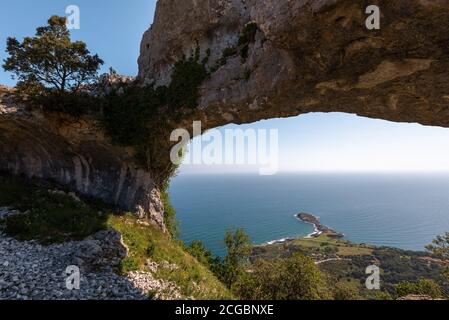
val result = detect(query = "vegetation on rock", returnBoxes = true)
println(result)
[395,279,443,299]
[235,254,332,300]
[426,232,449,282]
[100,48,207,186]
[210,22,259,72]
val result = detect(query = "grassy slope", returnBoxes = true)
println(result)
[108,214,232,299]
[0,173,232,300]
[290,235,374,256]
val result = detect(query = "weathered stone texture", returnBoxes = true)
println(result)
[139,0,449,129]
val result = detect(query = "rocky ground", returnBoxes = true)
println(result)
[0,207,181,300]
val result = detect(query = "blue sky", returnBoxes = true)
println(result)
[0,0,156,86]
[2,1,449,174]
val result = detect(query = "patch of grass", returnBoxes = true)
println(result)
[160,190,179,238]
[148,289,158,300]
[107,214,233,300]
[0,174,108,244]
[290,236,374,257]
[119,257,141,274]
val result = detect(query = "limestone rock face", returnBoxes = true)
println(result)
[139,0,449,129]
[0,93,167,233]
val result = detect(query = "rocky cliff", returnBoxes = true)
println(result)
[139,0,449,130]
[0,88,166,232]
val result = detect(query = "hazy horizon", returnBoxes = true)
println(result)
[178,112,449,175]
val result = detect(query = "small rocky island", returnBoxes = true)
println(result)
[296,213,344,239]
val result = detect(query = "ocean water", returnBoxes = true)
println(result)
[169,173,449,256]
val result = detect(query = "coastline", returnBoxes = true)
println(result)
[261,212,344,246]
[295,213,345,239]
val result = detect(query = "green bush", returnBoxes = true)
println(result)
[160,190,179,238]
[119,257,140,274]
[395,279,443,299]
[234,254,332,300]
[220,229,252,288]
[101,49,208,187]
[332,281,362,300]
[186,240,215,268]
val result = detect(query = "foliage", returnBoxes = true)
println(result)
[234,254,332,300]
[101,49,207,186]
[3,16,103,97]
[238,22,259,47]
[186,240,215,268]
[219,228,252,288]
[191,229,253,289]
[426,232,449,282]
[146,241,156,257]
[238,22,259,62]
[118,257,140,274]
[167,47,208,110]
[252,235,449,298]
[395,279,443,299]
[331,281,363,300]
[160,190,179,238]
[0,174,107,244]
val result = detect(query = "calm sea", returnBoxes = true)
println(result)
[169,173,449,256]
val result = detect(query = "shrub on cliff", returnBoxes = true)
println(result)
[234,254,332,300]
[2,15,103,113]
[395,279,443,299]
[219,229,253,288]
[186,240,215,268]
[427,232,449,282]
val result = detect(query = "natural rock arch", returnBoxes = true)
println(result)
[139,0,449,131]
[2,0,449,231]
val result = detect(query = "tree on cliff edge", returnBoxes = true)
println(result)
[426,232,449,282]
[2,15,103,98]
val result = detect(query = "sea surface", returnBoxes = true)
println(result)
[169,173,449,256]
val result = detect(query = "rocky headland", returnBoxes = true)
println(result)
[296,213,344,239]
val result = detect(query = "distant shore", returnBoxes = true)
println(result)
[296,213,345,239]
[261,212,344,246]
